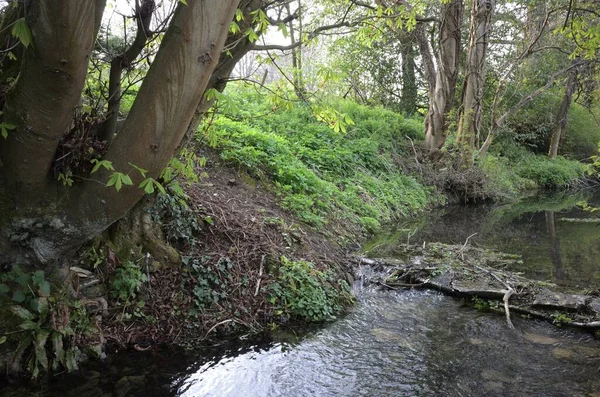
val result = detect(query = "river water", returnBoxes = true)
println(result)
[3,193,600,396]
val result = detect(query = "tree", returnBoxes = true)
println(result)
[415,0,463,158]
[0,0,239,266]
[455,0,495,164]
[548,62,579,158]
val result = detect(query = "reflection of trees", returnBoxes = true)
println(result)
[545,211,566,285]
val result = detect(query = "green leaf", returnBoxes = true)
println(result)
[0,283,10,294]
[19,321,39,331]
[65,348,78,372]
[51,332,64,371]
[230,21,241,34]
[15,272,30,287]
[128,162,148,178]
[34,329,50,370]
[91,159,114,174]
[32,270,45,285]
[11,18,32,48]
[107,172,133,191]
[235,8,244,21]
[245,28,259,43]
[36,297,49,316]
[0,123,15,139]
[11,305,35,320]
[139,178,154,194]
[179,0,188,4]
[38,281,50,297]
[12,289,26,303]
[0,336,6,345]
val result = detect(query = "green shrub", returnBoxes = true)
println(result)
[515,155,584,189]
[269,256,352,322]
[110,261,147,301]
[563,103,600,159]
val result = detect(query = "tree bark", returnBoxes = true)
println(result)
[399,32,417,116]
[0,0,239,266]
[548,68,577,159]
[415,0,463,158]
[456,0,495,165]
[0,1,98,205]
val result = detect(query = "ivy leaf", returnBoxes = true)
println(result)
[12,289,26,303]
[38,281,51,297]
[11,18,32,48]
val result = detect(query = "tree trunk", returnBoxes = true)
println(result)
[399,32,418,116]
[548,69,577,159]
[286,0,305,98]
[100,0,155,143]
[0,0,239,266]
[415,0,463,158]
[456,0,495,166]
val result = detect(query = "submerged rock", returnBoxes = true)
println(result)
[522,332,560,345]
[532,289,587,311]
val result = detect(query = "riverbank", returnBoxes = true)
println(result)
[0,89,592,379]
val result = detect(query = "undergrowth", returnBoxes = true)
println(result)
[200,84,429,233]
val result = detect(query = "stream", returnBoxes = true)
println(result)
[3,192,600,397]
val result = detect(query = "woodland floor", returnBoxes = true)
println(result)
[100,149,355,351]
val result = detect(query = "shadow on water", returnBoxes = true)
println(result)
[4,192,600,396]
[365,191,600,289]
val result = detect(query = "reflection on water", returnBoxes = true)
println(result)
[10,283,600,397]
[366,192,600,289]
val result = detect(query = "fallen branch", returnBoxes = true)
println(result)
[254,255,265,297]
[457,233,478,260]
[503,289,515,329]
[201,319,234,341]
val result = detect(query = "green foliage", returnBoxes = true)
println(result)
[551,311,573,327]
[11,18,33,48]
[183,256,233,312]
[563,103,600,159]
[268,256,352,323]
[110,261,147,302]
[199,83,429,232]
[151,189,202,244]
[0,122,16,139]
[472,296,499,311]
[515,155,584,189]
[0,268,94,377]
